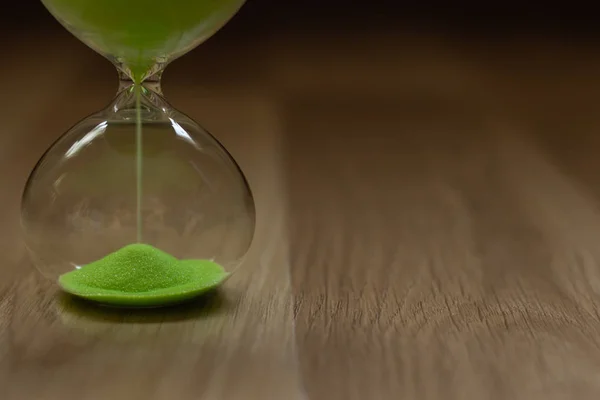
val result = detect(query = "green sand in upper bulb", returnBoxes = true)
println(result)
[42,0,245,80]
[59,244,229,307]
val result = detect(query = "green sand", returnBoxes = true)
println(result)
[59,244,229,307]
[42,0,245,80]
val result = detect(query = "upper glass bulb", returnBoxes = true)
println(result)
[41,0,246,81]
[22,80,256,282]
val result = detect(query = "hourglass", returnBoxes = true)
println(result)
[21,0,255,307]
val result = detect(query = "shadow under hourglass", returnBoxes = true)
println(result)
[55,288,239,324]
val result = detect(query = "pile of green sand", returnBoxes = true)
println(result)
[59,243,229,307]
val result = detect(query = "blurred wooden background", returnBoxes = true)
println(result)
[4,2,600,399]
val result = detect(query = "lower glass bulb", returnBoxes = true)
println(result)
[21,82,255,288]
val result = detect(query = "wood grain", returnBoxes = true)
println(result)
[4,32,600,399]
[280,36,600,400]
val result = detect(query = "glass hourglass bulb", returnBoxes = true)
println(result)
[41,0,246,82]
[22,74,255,278]
[23,0,253,306]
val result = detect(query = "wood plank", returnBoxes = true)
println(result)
[6,30,600,400]
[286,91,600,399]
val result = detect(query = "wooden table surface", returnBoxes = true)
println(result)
[3,32,600,399]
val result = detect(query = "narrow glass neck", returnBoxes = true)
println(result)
[118,70,163,96]
[107,69,171,122]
